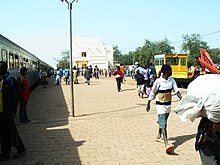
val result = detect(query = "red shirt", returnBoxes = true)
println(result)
[113,70,123,79]
[19,75,30,101]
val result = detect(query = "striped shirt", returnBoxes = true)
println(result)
[148,77,179,114]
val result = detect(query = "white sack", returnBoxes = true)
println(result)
[174,74,220,123]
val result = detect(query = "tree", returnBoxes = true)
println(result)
[209,48,220,64]
[118,52,133,65]
[154,38,175,54]
[181,34,209,66]
[57,50,70,68]
[113,46,122,64]
[132,38,174,66]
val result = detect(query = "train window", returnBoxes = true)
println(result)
[32,61,37,69]
[25,58,30,69]
[9,53,14,69]
[181,58,186,66]
[155,58,160,65]
[22,58,26,67]
[29,60,33,69]
[14,54,19,69]
[155,58,164,65]
[1,49,8,61]
[166,58,178,65]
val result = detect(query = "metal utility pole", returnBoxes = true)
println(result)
[60,0,79,117]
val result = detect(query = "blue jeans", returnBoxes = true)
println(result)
[157,113,169,129]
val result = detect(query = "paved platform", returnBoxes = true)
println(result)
[2,76,201,165]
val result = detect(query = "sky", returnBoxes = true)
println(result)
[0,0,220,68]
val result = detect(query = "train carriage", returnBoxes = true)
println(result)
[0,34,52,87]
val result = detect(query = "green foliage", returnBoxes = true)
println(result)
[119,52,133,65]
[113,38,175,67]
[209,48,220,64]
[113,46,122,64]
[181,34,209,66]
[132,38,174,66]
[57,50,70,69]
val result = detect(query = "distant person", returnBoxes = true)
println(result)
[59,68,63,84]
[104,69,107,77]
[64,67,70,85]
[146,64,182,154]
[113,66,123,92]
[148,62,157,83]
[0,61,25,161]
[17,67,31,123]
[84,67,92,85]
[135,69,145,98]
[144,63,157,97]
[40,69,48,88]
[94,65,99,79]
[120,65,126,82]
[89,65,93,77]
[55,67,60,85]
[108,68,112,77]
[73,66,79,84]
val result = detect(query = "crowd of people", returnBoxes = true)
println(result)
[52,65,116,86]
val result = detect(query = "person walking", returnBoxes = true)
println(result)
[146,64,182,154]
[113,66,123,92]
[64,67,70,85]
[173,74,220,164]
[94,65,99,79]
[59,68,63,84]
[135,69,145,98]
[55,67,60,85]
[40,69,48,88]
[84,67,92,85]
[0,61,26,161]
[17,67,31,123]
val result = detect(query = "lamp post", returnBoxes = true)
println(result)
[60,0,79,117]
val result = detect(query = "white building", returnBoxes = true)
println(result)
[72,37,113,70]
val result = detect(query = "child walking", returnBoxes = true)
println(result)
[146,64,182,154]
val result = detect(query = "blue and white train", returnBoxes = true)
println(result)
[0,34,52,87]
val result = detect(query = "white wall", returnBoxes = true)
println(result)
[72,37,113,69]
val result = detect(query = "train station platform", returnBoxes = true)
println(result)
[2,76,201,165]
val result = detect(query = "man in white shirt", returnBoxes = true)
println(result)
[146,64,182,154]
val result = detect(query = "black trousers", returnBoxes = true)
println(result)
[116,78,122,92]
[19,100,28,121]
[0,118,25,156]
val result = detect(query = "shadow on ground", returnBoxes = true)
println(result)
[169,133,196,155]
[1,78,83,165]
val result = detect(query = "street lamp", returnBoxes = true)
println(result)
[60,0,79,117]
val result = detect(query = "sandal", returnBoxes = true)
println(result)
[165,144,174,154]
[155,138,164,144]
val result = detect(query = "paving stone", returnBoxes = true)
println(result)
[0,76,202,165]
